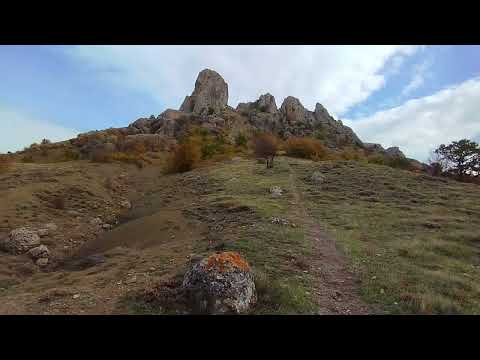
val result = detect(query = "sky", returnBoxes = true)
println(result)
[1,45,479,161]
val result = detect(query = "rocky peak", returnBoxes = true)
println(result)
[314,102,333,123]
[280,96,308,123]
[385,146,405,158]
[256,93,278,113]
[179,69,228,116]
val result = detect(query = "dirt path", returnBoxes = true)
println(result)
[285,160,370,314]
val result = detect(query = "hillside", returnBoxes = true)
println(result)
[1,69,478,315]
[1,154,479,314]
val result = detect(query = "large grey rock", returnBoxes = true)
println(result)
[182,252,256,314]
[180,69,228,115]
[1,228,41,254]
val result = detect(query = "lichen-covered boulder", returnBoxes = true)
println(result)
[28,245,50,260]
[1,228,41,254]
[182,252,256,314]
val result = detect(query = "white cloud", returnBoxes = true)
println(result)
[345,77,480,162]
[65,45,421,117]
[401,58,433,96]
[0,105,78,153]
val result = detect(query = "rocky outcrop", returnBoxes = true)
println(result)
[63,68,413,160]
[385,146,405,158]
[180,69,229,115]
[364,143,386,152]
[182,252,256,314]
[1,228,41,254]
[364,143,406,158]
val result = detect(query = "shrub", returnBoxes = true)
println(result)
[51,195,66,210]
[90,148,113,163]
[339,147,366,161]
[313,128,327,141]
[235,133,248,148]
[285,137,328,161]
[0,155,13,173]
[21,155,34,163]
[387,156,412,170]
[64,148,80,161]
[164,141,201,174]
[252,133,278,168]
[367,153,412,170]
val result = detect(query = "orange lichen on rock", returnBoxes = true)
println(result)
[205,252,251,273]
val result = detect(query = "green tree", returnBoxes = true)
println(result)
[434,139,480,177]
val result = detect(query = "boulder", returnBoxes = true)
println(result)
[1,228,41,254]
[270,186,283,197]
[182,252,256,314]
[179,69,229,115]
[28,245,50,260]
[311,171,325,184]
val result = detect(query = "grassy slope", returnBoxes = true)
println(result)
[289,158,480,314]
[204,158,317,314]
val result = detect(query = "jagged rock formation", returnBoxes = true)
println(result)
[179,69,228,115]
[69,68,411,158]
[364,143,406,158]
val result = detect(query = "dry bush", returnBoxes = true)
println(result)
[339,147,366,161]
[0,155,13,173]
[252,133,278,168]
[111,152,145,169]
[285,137,328,161]
[51,195,66,210]
[90,148,113,163]
[64,148,80,161]
[164,141,201,174]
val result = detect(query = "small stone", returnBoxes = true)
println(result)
[36,258,49,267]
[270,186,283,198]
[380,288,385,294]
[371,276,377,280]
[149,267,156,271]
[37,229,49,237]
[102,223,112,230]
[90,218,102,226]
[310,171,325,184]
[44,223,58,232]
[126,276,137,284]
[73,294,80,299]
[119,200,132,209]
